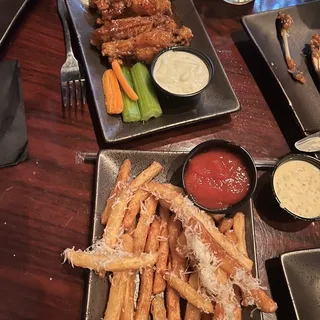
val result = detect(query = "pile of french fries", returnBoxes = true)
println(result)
[63,160,277,320]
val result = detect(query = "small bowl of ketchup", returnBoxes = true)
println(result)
[182,140,257,214]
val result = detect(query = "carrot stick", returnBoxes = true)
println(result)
[111,60,138,101]
[102,69,123,114]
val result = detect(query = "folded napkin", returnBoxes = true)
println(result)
[0,60,28,168]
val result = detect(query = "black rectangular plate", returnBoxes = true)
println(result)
[281,248,320,320]
[66,0,240,144]
[0,0,30,48]
[242,1,320,134]
[84,149,262,320]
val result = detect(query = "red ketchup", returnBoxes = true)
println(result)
[184,149,250,210]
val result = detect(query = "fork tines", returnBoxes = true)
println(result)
[61,78,86,108]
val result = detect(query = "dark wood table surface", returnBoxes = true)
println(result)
[1,0,319,319]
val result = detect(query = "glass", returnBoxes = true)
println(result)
[223,0,253,5]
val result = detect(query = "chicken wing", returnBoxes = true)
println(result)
[310,34,320,78]
[92,0,171,20]
[101,26,193,63]
[91,14,177,47]
[130,0,172,16]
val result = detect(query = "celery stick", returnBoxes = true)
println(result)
[131,62,162,121]
[121,66,141,123]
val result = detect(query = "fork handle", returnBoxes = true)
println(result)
[57,0,74,57]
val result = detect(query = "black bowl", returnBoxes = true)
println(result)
[150,46,214,102]
[271,154,320,222]
[181,139,257,215]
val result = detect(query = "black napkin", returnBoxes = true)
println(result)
[0,60,28,168]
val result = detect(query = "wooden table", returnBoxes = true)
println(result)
[0,0,319,319]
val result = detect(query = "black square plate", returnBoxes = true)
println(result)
[83,149,262,320]
[281,248,320,320]
[66,0,240,144]
[242,1,320,134]
[0,0,30,48]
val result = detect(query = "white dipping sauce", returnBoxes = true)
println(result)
[153,50,210,95]
[273,160,320,218]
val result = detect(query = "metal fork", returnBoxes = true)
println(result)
[57,0,86,107]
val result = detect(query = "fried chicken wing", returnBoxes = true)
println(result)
[310,34,320,78]
[92,0,171,20]
[101,26,193,63]
[91,14,177,47]
[130,0,172,16]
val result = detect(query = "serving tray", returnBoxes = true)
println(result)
[66,0,240,143]
[242,1,320,134]
[83,149,262,320]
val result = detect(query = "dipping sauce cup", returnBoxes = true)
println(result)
[150,46,214,101]
[181,140,257,215]
[271,154,320,221]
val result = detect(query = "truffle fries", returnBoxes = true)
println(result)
[185,273,202,320]
[146,181,278,314]
[151,295,167,320]
[166,214,187,320]
[104,161,162,247]
[104,234,132,320]
[277,12,306,83]
[153,206,169,294]
[310,34,320,78]
[101,159,131,225]
[135,218,161,320]
[121,234,135,320]
[163,272,214,314]
[63,248,159,272]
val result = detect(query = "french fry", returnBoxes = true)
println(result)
[151,295,167,320]
[166,258,181,320]
[168,214,187,281]
[135,218,161,320]
[225,230,238,245]
[211,268,227,320]
[211,214,225,223]
[146,182,253,271]
[176,232,188,258]
[121,235,134,320]
[133,196,158,254]
[104,163,162,247]
[159,185,184,210]
[233,212,248,257]
[135,267,153,320]
[103,187,132,247]
[101,159,131,225]
[104,271,127,320]
[123,189,149,230]
[187,218,277,313]
[164,184,185,195]
[129,161,163,191]
[185,273,202,320]
[164,272,214,314]
[105,234,131,320]
[232,212,254,309]
[213,303,224,320]
[213,300,242,320]
[153,212,169,294]
[63,249,158,272]
[218,218,233,234]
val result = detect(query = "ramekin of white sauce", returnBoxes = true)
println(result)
[151,47,213,97]
[272,155,320,220]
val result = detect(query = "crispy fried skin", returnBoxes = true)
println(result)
[101,26,193,63]
[91,14,177,47]
[92,0,171,20]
